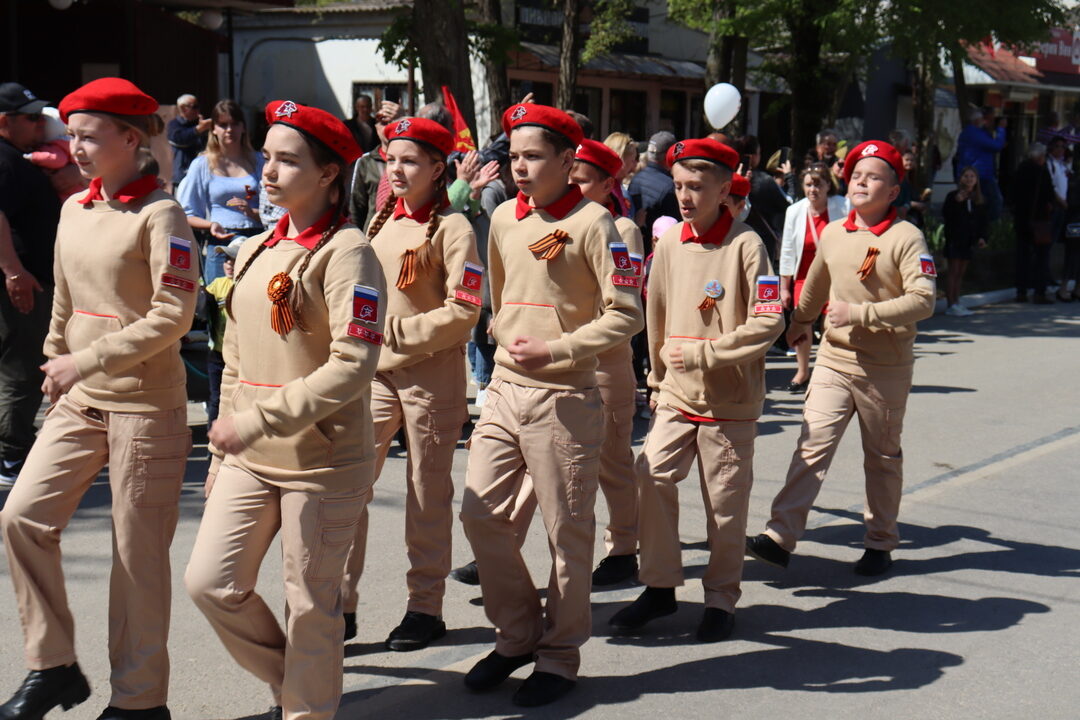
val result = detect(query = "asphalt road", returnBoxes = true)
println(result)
[1,297,1078,720]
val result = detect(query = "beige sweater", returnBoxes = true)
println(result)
[210,224,386,491]
[647,219,784,420]
[597,214,644,370]
[46,188,198,412]
[793,217,935,377]
[369,210,481,371]
[487,193,644,390]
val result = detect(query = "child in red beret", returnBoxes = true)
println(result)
[0,77,198,720]
[184,99,384,720]
[337,117,481,651]
[458,104,642,707]
[747,139,936,577]
[609,137,783,643]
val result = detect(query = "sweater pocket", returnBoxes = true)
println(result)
[66,310,139,393]
[492,302,571,370]
[234,382,335,471]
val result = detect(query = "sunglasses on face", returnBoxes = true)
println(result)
[5,112,43,122]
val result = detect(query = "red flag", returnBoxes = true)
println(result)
[441,85,477,153]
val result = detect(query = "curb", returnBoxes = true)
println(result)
[934,287,1016,315]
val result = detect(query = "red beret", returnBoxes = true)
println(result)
[501,103,584,147]
[729,173,751,199]
[385,117,454,158]
[666,138,739,171]
[59,77,158,124]
[844,140,905,184]
[574,139,622,178]
[265,100,361,165]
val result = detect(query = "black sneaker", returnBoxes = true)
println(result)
[343,612,357,642]
[853,549,893,576]
[95,706,171,720]
[745,533,790,569]
[0,663,90,719]
[591,554,637,586]
[449,560,480,586]
[609,586,677,631]
[385,611,447,652]
[511,671,576,707]
[463,650,534,692]
[695,608,734,643]
[267,707,282,720]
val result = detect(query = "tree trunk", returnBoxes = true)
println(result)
[413,0,476,130]
[951,46,970,119]
[912,51,937,194]
[786,2,827,167]
[476,0,510,138]
[730,35,748,133]
[556,0,581,110]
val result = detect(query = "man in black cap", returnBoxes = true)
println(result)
[628,131,680,256]
[0,82,60,489]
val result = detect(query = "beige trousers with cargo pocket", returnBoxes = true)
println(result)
[0,393,190,710]
[185,463,370,720]
[765,363,913,553]
[341,347,467,618]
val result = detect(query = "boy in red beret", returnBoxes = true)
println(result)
[459,104,642,706]
[609,138,783,642]
[746,140,936,577]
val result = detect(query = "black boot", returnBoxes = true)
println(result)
[696,608,735,643]
[512,671,576,707]
[449,560,480,586]
[385,611,446,652]
[267,707,282,720]
[95,707,171,720]
[463,650,533,692]
[745,533,790,568]
[609,586,677,631]
[591,554,638,586]
[343,612,357,642]
[854,549,893,576]
[0,663,90,720]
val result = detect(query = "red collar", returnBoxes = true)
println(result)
[393,192,447,223]
[680,208,734,245]
[264,206,343,250]
[514,185,583,221]
[843,207,897,236]
[77,174,159,206]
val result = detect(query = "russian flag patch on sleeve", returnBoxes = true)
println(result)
[757,275,780,301]
[609,242,633,272]
[168,236,193,271]
[461,261,484,291]
[919,253,937,277]
[352,285,379,324]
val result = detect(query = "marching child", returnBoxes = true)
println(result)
[746,140,936,577]
[339,117,481,650]
[568,138,644,584]
[608,138,784,642]
[459,103,642,707]
[184,100,383,720]
[0,78,198,720]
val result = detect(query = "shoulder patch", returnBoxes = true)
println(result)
[348,322,383,345]
[754,302,783,315]
[919,253,937,277]
[168,236,193,271]
[609,242,633,273]
[161,273,195,293]
[461,261,484,292]
[756,275,780,301]
[352,285,379,323]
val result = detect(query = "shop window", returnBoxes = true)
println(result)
[609,89,647,141]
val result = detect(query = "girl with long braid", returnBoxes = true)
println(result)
[340,117,481,651]
[184,101,383,720]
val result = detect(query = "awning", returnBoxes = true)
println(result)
[515,41,705,82]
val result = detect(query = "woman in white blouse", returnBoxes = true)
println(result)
[779,163,849,392]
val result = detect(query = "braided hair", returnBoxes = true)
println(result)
[226,139,349,330]
[365,143,448,279]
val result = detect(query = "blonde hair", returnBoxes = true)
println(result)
[604,132,634,158]
[98,112,161,176]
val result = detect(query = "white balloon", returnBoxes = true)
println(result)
[704,83,741,129]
